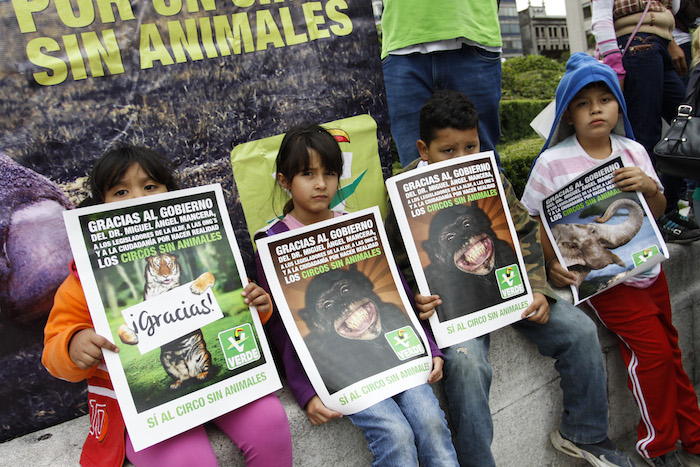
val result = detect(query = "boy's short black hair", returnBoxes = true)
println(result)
[419,89,479,145]
[89,145,177,203]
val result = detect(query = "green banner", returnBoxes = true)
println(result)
[231,114,388,242]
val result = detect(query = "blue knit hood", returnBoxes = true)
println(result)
[540,52,634,154]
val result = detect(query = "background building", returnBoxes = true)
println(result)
[500,0,525,58]
[519,4,570,58]
[565,0,595,54]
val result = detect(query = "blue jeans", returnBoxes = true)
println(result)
[348,383,458,467]
[619,32,687,213]
[382,45,502,168]
[442,297,609,467]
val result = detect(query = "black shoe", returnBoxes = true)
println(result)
[550,430,634,466]
[666,210,700,230]
[658,215,700,244]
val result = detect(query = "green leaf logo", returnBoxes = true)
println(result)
[496,264,525,299]
[218,323,261,370]
[632,245,660,267]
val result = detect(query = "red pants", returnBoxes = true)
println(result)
[588,269,700,458]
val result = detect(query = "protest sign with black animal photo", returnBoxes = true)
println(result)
[386,152,533,348]
[256,207,432,414]
[63,184,281,451]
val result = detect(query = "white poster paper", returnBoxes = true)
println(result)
[63,184,281,451]
[386,152,534,348]
[538,157,669,304]
[256,207,432,414]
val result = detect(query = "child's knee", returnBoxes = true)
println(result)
[256,393,290,428]
[382,421,415,447]
[444,345,491,383]
[420,412,450,439]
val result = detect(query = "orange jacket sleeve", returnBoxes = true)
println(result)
[257,289,274,325]
[42,274,98,382]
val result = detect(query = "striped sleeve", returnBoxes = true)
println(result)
[592,0,625,80]
[521,157,556,217]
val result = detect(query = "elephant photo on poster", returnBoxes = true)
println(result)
[547,193,661,300]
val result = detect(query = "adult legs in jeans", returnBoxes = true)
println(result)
[348,384,458,467]
[442,335,495,467]
[619,33,687,212]
[513,297,609,444]
[382,46,502,168]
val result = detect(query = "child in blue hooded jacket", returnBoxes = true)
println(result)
[522,52,700,466]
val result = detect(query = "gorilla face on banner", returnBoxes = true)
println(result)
[0,0,390,440]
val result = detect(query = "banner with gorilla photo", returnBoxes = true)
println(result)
[256,207,433,414]
[539,157,669,304]
[62,184,281,451]
[1,0,389,440]
[386,152,534,349]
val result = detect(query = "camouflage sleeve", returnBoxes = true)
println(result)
[385,200,418,293]
[501,174,557,301]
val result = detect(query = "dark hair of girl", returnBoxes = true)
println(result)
[89,145,178,203]
[276,124,343,215]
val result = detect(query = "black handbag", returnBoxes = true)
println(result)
[653,73,700,179]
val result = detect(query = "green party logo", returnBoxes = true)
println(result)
[632,245,660,267]
[331,170,367,209]
[219,323,261,370]
[496,264,525,299]
[385,326,425,361]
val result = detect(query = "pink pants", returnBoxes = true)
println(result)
[125,393,292,466]
[588,270,700,458]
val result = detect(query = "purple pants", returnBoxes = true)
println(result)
[125,393,292,466]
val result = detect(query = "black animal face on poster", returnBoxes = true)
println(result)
[299,265,423,394]
[423,203,518,321]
